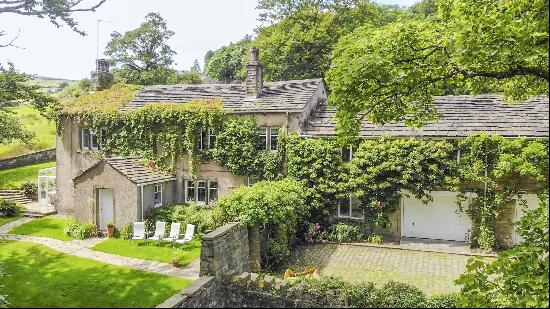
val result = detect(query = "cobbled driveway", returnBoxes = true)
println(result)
[283,243,492,295]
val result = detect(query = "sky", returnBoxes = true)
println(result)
[0,0,418,80]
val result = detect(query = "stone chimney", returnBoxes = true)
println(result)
[246,47,263,98]
[91,59,113,91]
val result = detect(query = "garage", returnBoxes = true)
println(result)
[401,191,472,242]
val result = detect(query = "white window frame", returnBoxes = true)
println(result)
[208,181,218,203]
[81,128,90,150]
[259,127,268,150]
[208,128,216,149]
[81,127,105,151]
[196,180,207,205]
[341,146,354,162]
[154,184,163,207]
[269,127,279,151]
[185,179,219,205]
[247,176,261,186]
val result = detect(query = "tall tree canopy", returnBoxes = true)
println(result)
[327,0,549,140]
[203,36,252,83]
[0,64,57,145]
[105,12,181,85]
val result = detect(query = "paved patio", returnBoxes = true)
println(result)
[0,217,199,280]
[282,243,494,295]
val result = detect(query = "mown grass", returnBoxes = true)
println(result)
[8,216,73,241]
[0,241,192,308]
[92,239,202,266]
[0,106,56,160]
[0,215,22,227]
[0,161,56,189]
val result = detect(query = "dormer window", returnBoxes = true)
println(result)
[81,128,105,151]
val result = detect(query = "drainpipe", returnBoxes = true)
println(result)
[140,185,144,221]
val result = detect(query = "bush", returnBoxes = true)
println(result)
[64,218,97,240]
[371,281,427,308]
[20,182,38,200]
[0,199,19,217]
[289,276,433,308]
[328,222,365,242]
[425,293,459,308]
[119,223,133,240]
[145,203,221,235]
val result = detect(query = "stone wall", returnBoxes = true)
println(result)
[0,148,55,170]
[161,271,348,308]
[199,222,251,276]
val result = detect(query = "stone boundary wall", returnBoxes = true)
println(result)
[199,222,251,277]
[159,271,348,308]
[0,148,56,170]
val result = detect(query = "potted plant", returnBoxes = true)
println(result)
[172,249,186,268]
[107,222,115,238]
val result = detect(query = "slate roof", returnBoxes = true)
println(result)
[303,95,549,138]
[121,79,323,113]
[105,157,176,185]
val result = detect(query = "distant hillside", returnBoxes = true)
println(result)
[30,76,79,94]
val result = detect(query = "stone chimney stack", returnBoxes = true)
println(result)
[91,59,113,91]
[246,47,263,98]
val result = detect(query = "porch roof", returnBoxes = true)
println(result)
[105,157,176,185]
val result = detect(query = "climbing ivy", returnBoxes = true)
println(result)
[343,138,457,231]
[214,117,286,179]
[57,85,286,179]
[456,133,549,251]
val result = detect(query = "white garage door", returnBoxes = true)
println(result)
[402,191,472,242]
[514,194,539,244]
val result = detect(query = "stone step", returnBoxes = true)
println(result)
[0,190,33,205]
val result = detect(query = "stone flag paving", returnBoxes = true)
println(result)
[0,217,199,280]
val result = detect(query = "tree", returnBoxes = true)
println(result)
[190,59,201,72]
[203,36,251,83]
[456,191,549,308]
[255,2,404,81]
[0,0,106,46]
[105,12,178,85]
[0,63,57,145]
[327,0,549,140]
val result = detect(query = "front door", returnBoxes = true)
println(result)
[98,189,114,231]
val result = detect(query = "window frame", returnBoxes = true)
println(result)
[81,127,105,151]
[259,127,268,150]
[269,127,279,151]
[337,196,363,219]
[154,184,163,207]
[208,181,218,203]
[196,180,207,205]
[208,128,216,149]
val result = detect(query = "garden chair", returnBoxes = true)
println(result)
[162,222,181,242]
[175,224,195,246]
[148,221,167,244]
[131,222,146,245]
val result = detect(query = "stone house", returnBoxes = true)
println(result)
[56,48,549,247]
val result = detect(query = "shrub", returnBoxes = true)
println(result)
[0,199,19,218]
[328,222,365,242]
[289,276,431,308]
[145,203,222,235]
[119,223,133,240]
[64,218,98,240]
[20,182,38,200]
[367,234,383,244]
[425,293,459,308]
[371,281,427,308]
[217,178,307,269]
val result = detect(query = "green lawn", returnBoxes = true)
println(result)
[0,105,56,160]
[0,241,191,308]
[0,161,56,189]
[0,215,22,227]
[92,239,202,266]
[8,216,73,241]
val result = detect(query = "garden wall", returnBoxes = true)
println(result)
[0,148,55,170]
[199,222,251,276]
[159,272,340,308]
